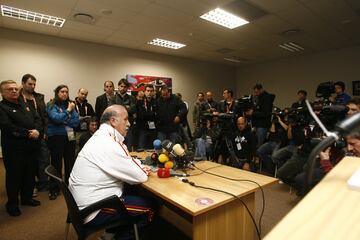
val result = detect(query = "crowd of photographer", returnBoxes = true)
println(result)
[2,73,359,218]
[191,81,360,196]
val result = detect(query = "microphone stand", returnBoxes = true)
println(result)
[303,100,339,194]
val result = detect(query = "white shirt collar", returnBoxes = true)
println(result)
[98,123,124,143]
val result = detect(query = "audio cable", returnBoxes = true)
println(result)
[190,163,265,239]
[181,178,261,240]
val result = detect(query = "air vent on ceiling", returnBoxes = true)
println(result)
[279,28,303,37]
[216,48,235,54]
[72,13,97,25]
[222,0,268,21]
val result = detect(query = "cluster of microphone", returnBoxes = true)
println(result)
[148,139,192,178]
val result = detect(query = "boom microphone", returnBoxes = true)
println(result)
[157,168,189,178]
[335,112,360,136]
[305,102,360,193]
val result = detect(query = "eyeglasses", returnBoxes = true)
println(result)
[3,87,19,92]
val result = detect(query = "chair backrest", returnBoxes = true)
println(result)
[45,165,87,238]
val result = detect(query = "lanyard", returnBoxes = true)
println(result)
[75,102,88,116]
[22,94,37,111]
[144,99,152,111]
[226,101,233,113]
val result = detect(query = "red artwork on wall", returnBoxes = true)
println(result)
[126,74,172,92]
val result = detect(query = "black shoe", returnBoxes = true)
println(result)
[6,205,21,216]
[21,199,41,207]
[49,192,58,200]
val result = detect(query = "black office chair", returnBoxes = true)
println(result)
[45,165,140,240]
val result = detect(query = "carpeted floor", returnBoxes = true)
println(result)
[0,158,301,240]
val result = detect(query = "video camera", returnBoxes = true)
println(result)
[287,107,310,126]
[270,107,283,123]
[237,95,254,115]
[316,81,335,100]
[314,82,348,130]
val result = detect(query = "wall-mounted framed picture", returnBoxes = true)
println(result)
[126,74,172,93]
[353,80,360,96]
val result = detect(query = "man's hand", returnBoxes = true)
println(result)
[320,147,331,161]
[28,129,40,139]
[142,165,151,176]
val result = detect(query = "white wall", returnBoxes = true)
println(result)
[236,46,360,108]
[0,28,236,112]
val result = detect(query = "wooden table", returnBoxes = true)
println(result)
[264,157,360,240]
[131,152,277,240]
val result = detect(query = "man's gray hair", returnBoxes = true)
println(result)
[100,110,119,124]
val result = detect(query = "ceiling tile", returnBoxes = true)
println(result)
[248,0,301,13]
[252,14,295,35]
[1,0,360,66]
[155,0,211,17]
[59,28,108,43]
[61,20,114,36]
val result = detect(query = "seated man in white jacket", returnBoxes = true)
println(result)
[69,104,153,240]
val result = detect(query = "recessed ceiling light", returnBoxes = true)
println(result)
[1,5,65,27]
[200,8,249,29]
[147,38,186,49]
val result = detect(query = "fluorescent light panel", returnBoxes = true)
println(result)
[148,38,186,49]
[1,5,65,27]
[278,42,305,52]
[224,57,241,63]
[200,8,249,29]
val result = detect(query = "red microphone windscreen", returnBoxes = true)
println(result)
[157,168,170,178]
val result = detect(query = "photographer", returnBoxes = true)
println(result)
[212,88,238,164]
[231,116,256,171]
[199,91,218,116]
[292,133,356,196]
[346,97,360,116]
[291,90,307,109]
[271,107,308,169]
[333,81,351,105]
[247,84,275,146]
[256,109,288,174]
[193,117,221,160]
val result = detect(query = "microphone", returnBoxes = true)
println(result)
[304,101,360,193]
[153,139,162,150]
[173,143,185,157]
[322,104,349,114]
[335,112,360,136]
[157,168,189,178]
[161,140,177,157]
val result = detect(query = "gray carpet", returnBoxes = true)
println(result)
[0,159,300,240]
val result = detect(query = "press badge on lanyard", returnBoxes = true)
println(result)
[147,121,156,130]
[65,126,75,141]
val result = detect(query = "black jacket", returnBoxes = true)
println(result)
[156,94,187,133]
[252,91,275,128]
[95,93,110,121]
[111,93,136,125]
[232,126,256,160]
[136,97,157,130]
[19,90,47,135]
[74,97,95,132]
[0,99,42,150]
